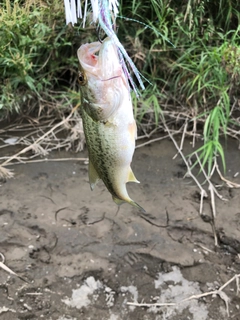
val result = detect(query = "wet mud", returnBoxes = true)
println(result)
[0,138,240,319]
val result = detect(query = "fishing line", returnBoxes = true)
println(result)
[117,15,175,48]
[118,50,153,89]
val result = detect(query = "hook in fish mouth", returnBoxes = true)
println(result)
[96,26,105,43]
[96,19,118,44]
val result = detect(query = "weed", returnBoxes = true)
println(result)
[119,0,240,176]
[1,0,240,177]
[0,0,82,117]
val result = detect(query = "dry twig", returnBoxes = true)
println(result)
[162,118,208,213]
[172,120,188,159]
[0,253,29,283]
[0,106,84,178]
[4,158,88,166]
[214,158,240,188]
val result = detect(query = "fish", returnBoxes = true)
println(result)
[77,37,145,212]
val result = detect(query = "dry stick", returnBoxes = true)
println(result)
[0,166,14,179]
[199,190,205,216]
[194,153,228,247]
[165,108,240,142]
[208,184,219,247]
[172,120,188,159]
[181,273,240,316]
[229,98,238,117]
[0,253,29,283]
[137,127,159,140]
[209,158,217,179]
[4,158,88,166]
[127,302,177,307]
[194,242,215,254]
[127,274,240,317]
[215,158,240,188]
[0,152,52,161]
[162,119,208,213]
[136,134,174,148]
[192,117,197,148]
[0,106,79,169]
[194,153,227,203]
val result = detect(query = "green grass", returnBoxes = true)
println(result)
[0,0,82,116]
[119,0,240,175]
[1,0,240,176]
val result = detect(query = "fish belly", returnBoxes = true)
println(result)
[81,99,136,200]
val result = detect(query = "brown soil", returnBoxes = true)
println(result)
[0,137,240,320]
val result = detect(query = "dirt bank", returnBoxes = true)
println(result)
[0,138,240,319]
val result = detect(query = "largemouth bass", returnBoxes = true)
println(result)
[77,37,145,212]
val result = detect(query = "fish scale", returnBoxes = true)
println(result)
[81,109,119,198]
[78,37,145,212]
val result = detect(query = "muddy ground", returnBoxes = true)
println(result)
[0,137,240,320]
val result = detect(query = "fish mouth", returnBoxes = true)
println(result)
[78,37,130,121]
[77,37,122,80]
[77,41,101,75]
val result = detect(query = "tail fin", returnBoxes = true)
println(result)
[129,200,146,213]
[113,196,146,213]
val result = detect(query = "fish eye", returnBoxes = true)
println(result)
[78,71,86,85]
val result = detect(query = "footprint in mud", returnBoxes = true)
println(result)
[17,206,36,220]
[29,247,51,264]
[0,209,15,226]
[32,172,48,180]
[78,206,89,225]
[27,225,58,260]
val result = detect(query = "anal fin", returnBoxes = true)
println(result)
[112,196,125,206]
[127,168,140,183]
[89,159,100,190]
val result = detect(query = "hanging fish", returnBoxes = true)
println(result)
[77,37,145,212]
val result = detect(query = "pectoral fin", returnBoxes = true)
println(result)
[89,159,100,190]
[127,168,140,184]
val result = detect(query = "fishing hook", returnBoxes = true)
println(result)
[96,25,104,43]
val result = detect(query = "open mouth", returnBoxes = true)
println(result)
[78,38,120,79]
